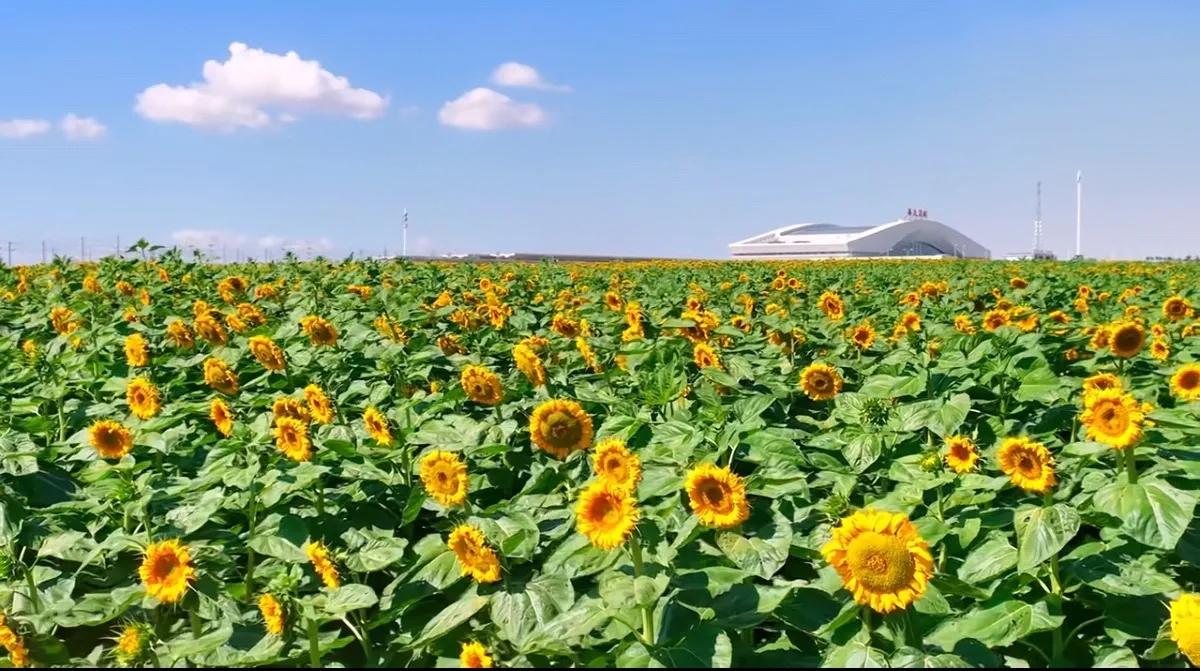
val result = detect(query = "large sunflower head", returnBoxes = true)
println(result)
[1171,363,1200,402]
[575,481,639,550]
[592,439,641,492]
[1171,593,1200,666]
[363,407,393,445]
[799,362,843,401]
[460,365,503,405]
[1164,296,1194,322]
[685,463,750,529]
[1080,389,1144,450]
[90,420,133,460]
[166,320,194,349]
[996,437,1056,494]
[202,357,239,395]
[139,539,196,603]
[848,322,876,350]
[447,524,501,584]
[460,641,494,668]
[273,417,312,462]
[943,436,980,474]
[124,333,149,368]
[210,397,234,437]
[126,377,161,420]
[1108,321,1145,358]
[821,508,934,613]
[305,541,340,589]
[692,341,722,370]
[258,593,286,636]
[419,450,469,507]
[529,399,593,459]
[300,315,338,346]
[248,335,287,372]
[304,384,334,424]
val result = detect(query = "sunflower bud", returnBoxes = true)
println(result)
[920,452,942,472]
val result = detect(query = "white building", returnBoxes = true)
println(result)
[729,216,990,260]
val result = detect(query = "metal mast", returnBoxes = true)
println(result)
[1033,181,1043,254]
[1075,171,1083,258]
[402,208,409,258]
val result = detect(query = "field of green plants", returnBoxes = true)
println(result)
[2,255,1200,668]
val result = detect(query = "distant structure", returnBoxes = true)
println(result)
[728,211,990,260]
[1006,182,1057,261]
[1075,170,1083,258]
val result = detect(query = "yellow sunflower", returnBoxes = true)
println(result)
[299,315,338,346]
[447,524,501,584]
[126,377,161,420]
[166,320,194,349]
[419,450,469,507]
[685,463,750,529]
[139,539,196,603]
[460,641,494,668]
[513,343,547,387]
[1171,593,1200,666]
[1082,372,1122,398]
[799,362,843,401]
[438,334,465,356]
[1108,321,1145,358]
[124,333,149,368]
[114,623,147,664]
[1151,337,1170,362]
[460,365,503,405]
[943,436,980,474]
[953,315,976,335]
[363,406,393,445]
[818,291,845,321]
[89,420,133,460]
[1080,389,1144,450]
[274,417,312,462]
[1171,363,1200,401]
[592,439,642,492]
[982,309,1010,331]
[575,481,639,550]
[530,399,593,459]
[194,312,228,346]
[272,396,310,424]
[305,541,340,589]
[848,322,876,350]
[0,611,30,668]
[248,335,287,372]
[899,311,921,332]
[258,594,285,636]
[996,437,1056,494]
[202,357,239,395]
[1164,295,1194,322]
[304,384,334,424]
[821,508,933,613]
[210,398,234,437]
[692,341,722,370]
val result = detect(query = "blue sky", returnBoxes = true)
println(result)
[2,1,1200,262]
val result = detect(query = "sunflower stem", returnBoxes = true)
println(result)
[630,540,655,646]
[307,617,321,667]
[1125,447,1138,484]
[315,476,326,519]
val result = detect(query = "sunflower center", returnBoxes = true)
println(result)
[698,480,731,512]
[950,444,970,461]
[545,412,582,448]
[1097,402,1127,434]
[588,494,622,526]
[151,552,181,581]
[605,457,626,479]
[1016,454,1040,478]
[1114,329,1142,351]
[845,531,915,593]
[1182,371,1200,390]
[98,430,120,450]
[812,375,829,390]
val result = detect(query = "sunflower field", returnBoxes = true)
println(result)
[3,254,1200,668]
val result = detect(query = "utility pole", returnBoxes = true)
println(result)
[41,240,46,264]
[403,208,409,257]
[1075,171,1083,258]
[6,241,12,266]
[116,235,121,259]
[80,236,85,261]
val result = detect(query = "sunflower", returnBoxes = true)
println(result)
[89,420,133,460]
[460,641,494,668]
[821,508,933,613]
[304,384,334,424]
[1171,593,1200,666]
[248,335,287,371]
[139,539,196,603]
[114,623,148,665]
[210,398,234,437]
[166,320,194,349]
[799,362,843,401]
[447,524,501,584]
[899,311,921,332]
[513,343,547,387]
[692,341,722,370]
[996,437,1056,494]
[529,399,593,459]
[943,436,980,474]
[363,407,393,445]
[273,396,310,424]
[194,312,228,346]
[258,594,285,636]
[1171,363,1200,401]
[953,314,976,335]
[0,612,30,668]
[419,450,469,507]
[575,481,639,550]
[305,541,340,589]
[299,315,338,346]
[818,291,845,321]
[1080,389,1144,450]
[438,334,465,356]
[592,439,642,492]
[126,377,161,420]
[1082,372,1123,398]
[460,365,503,405]
[1108,321,1145,358]
[1010,276,1028,289]
[274,417,312,462]
[848,322,876,350]
[1089,325,1111,351]
[685,463,750,529]
[1151,337,1170,362]
[124,333,149,367]
[50,305,80,335]
[1164,295,1194,322]
[202,357,239,395]
[982,309,1010,331]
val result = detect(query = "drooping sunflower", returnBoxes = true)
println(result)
[438,334,466,356]
[592,439,642,492]
[1082,372,1123,398]
[799,362,843,401]
[821,508,933,614]
[419,450,469,507]
[126,377,161,420]
[273,396,310,424]
[685,463,750,529]
[982,309,1011,332]
[1164,295,1194,322]
[899,311,921,333]
[1171,363,1200,401]
[124,333,149,368]
[210,397,234,437]
[274,417,312,462]
[248,335,287,371]
[1171,593,1200,666]
[575,481,639,550]
[139,539,196,603]
[447,524,501,584]
[460,365,503,405]
[1108,321,1145,358]
[847,322,876,350]
[166,320,194,349]
[513,342,547,387]
[90,420,133,460]
[304,384,334,424]
[692,341,722,370]
[299,315,338,346]
[529,399,593,459]
[305,541,340,589]
[1080,389,1144,450]
[202,357,239,395]
[943,436,980,474]
[1089,325,1111,351]
[817,291,845,321]
[193,312,228,346]
[996,437,1056,494]
[258,593,285,636]
[363,406,393,445]
[50,305,80,335]
[460,641,494,668]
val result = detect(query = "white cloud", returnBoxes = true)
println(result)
[438,87,547,131]
[0,118,51,139]
[61,114,107,140]
[491,62,570,91]
[136,42,388,131]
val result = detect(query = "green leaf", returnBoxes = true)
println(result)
[324,584,379,615]
[656,624,733,668]
[822,641,888,667]
[248,534,307,563]
[1015,503,1080,571]
[1093,479,1197,550]
[932,393,971,437]
[490,574,574,651]
[714,512,792,580]
[957,534,1018,584]
[1014,366,1064,403]
[410,593,490,648]
[927,600,1063,649]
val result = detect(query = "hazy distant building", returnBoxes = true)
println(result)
[729,214,990,260]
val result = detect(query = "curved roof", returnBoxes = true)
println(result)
[729,217,990,259]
